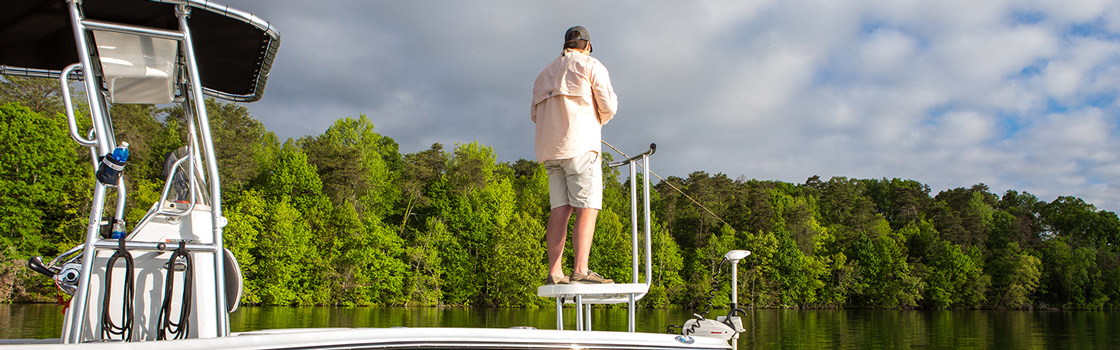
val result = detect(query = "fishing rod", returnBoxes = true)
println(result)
[601,140,733,228]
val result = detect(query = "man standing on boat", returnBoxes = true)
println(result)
[532,25,617,285]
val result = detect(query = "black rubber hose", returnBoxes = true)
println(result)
[157,242,193,340]
[100,238,135,341]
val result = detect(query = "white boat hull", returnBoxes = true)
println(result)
[8,327,731,350]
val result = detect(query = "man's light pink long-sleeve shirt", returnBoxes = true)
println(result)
[532,49,617,162]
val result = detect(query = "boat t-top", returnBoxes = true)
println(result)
[1,1,750,348]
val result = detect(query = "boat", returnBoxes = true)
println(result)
[0,1,750,348]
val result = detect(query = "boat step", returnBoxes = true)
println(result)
[537,283,649,304]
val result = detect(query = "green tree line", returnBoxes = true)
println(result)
[2,76,1119,310]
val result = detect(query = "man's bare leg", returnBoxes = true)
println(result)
[571,207,599,275]
[546,205,574,277]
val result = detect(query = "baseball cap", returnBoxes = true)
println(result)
[565,26,593,53]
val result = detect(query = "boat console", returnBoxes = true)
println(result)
[2,0,278,343]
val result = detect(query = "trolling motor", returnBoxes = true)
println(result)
[669,250,751,346]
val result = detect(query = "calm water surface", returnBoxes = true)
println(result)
[3,304,1119,349]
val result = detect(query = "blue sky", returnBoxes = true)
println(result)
[222,0,1120,213]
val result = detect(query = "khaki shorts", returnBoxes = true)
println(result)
[544,151,603,210]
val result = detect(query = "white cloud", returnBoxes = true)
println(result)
[1030,108,1110,149]
[858,29,920,79]
[928,111,997,147]
[932,26,1057,96]
[1027,0,1116,23]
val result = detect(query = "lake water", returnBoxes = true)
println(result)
[3,304,1119,349]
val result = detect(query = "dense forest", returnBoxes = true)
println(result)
[2,76,1119,310]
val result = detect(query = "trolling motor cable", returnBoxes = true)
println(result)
[157,242,193,340]
[100,236,135,341]
[666,257,729,335]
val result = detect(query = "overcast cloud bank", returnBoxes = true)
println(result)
[223,0,1120,212]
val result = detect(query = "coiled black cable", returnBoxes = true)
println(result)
[666,257,730,335]
[157,242,193,340]
[101,237,135,341]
